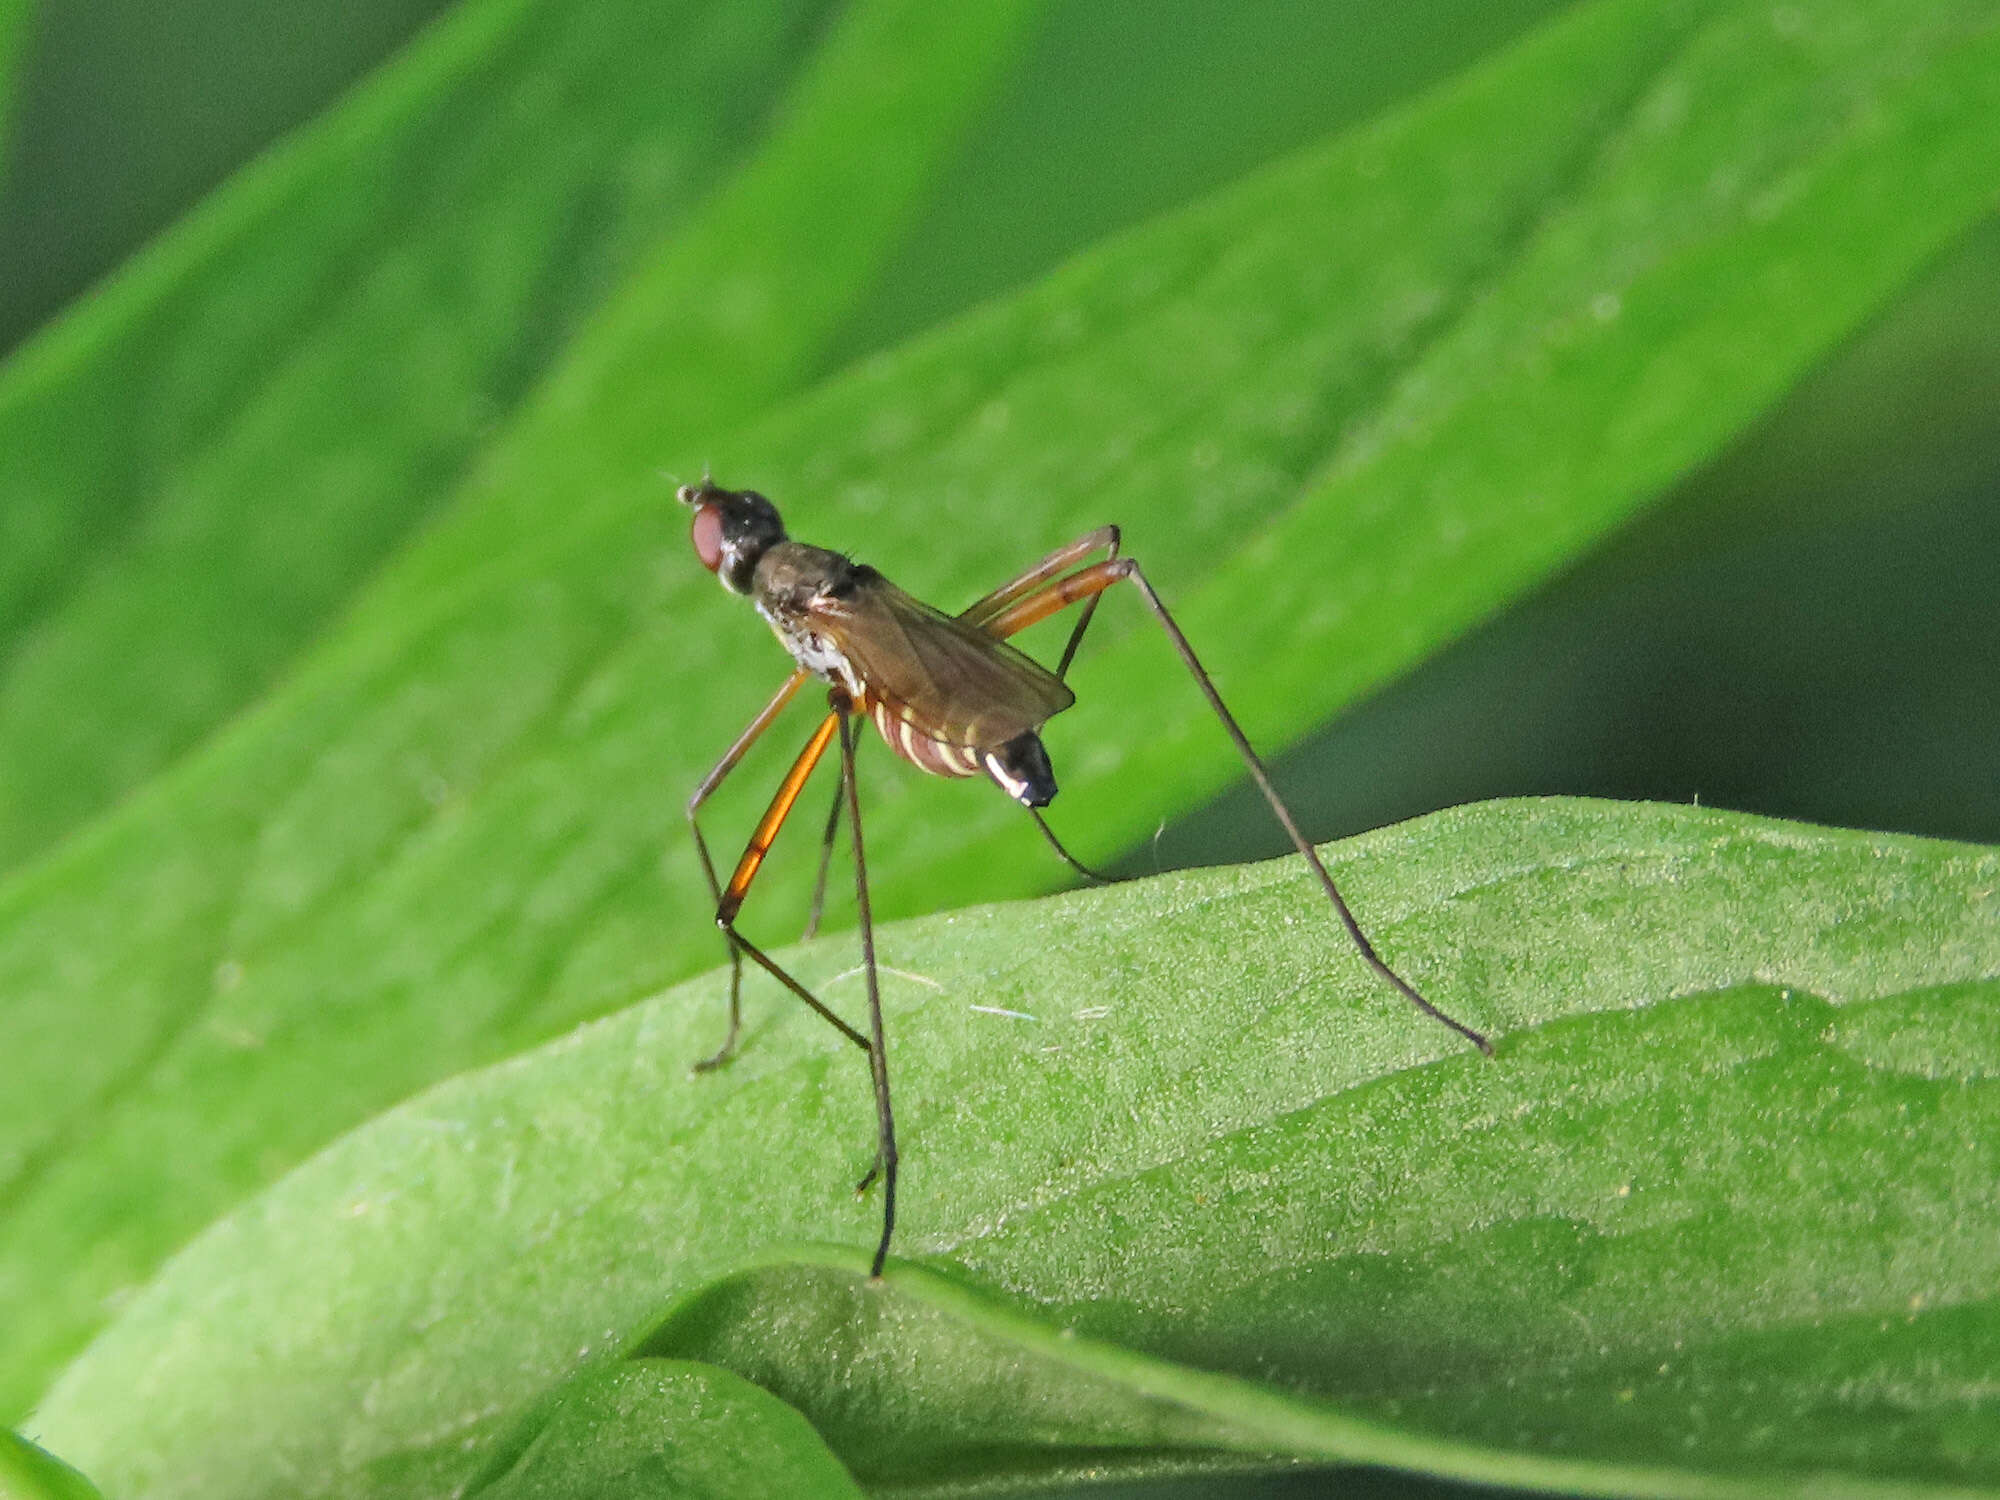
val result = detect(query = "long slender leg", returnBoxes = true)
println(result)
[720,924,870,1054]
[836,708,898,1277]
[1028,806,1114,883]
[959,525,1118,632]
[705,710,873,1062]
[800,784,843,940]
[985,556,1492,1055]
[1052,526,1121,682]
[688,669,809,1068]
[800,732,861,941]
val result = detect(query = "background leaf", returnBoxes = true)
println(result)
[0,0,1553,878]
[467,1359,867,1500]
[1164,216,2000,879]
[3,0,1998,1427]
[28,799,2000,1497]
[0,0,455,352]
[0,0,852,873]
[0,0,28,181]
[0,1430,102,1500]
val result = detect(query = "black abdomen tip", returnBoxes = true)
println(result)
[984,732,1057,807]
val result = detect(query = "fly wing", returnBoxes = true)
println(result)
[808,574,1074,748]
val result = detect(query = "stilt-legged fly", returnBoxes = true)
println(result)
[679,480,1490,1276]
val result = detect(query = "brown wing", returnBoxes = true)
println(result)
[807,574,1074,749]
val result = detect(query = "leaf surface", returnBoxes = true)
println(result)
[32,799,2000,1498]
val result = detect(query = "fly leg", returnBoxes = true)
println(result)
[800,734,861,941]
[704,704,899,1271]
[707,709,873,1058]
[957,525,1120,641]
[688,669,808,1069]
[836,707,898,1277]
[983,554,1492,1055]
[1025,807,1116,885]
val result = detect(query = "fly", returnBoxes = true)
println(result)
[679,480,1491,1277]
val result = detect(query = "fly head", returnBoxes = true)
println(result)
[680,480,786,595]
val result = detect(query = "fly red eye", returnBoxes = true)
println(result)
[691,503,725,573]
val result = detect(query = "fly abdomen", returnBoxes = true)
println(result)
[870,700,985,780]
[866,702,1056,807]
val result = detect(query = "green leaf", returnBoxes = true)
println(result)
[830,0,1574,361]
[31,799,2000,1497]
[1165,215,2000,882]
[0,0,868,868]
[0,1430,102,1500]
[0,0,472,354]
[4,0,1998,1423]
[0,0,28,178]
[466,1359,866,1500]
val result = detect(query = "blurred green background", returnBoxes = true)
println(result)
[1161,216,2000,873]
[3,0,1998,1495]
[4,0,1995,877]
[0,0,454,352]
